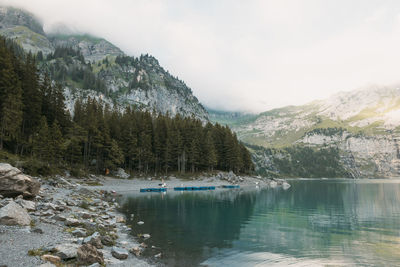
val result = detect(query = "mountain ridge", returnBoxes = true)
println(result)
[213,84,400,178]
[0,6,208,121]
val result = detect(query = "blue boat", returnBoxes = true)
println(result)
[222,185,240,189]
[173,186,216,191]
[140,188,167,192]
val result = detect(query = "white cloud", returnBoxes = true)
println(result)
[2,0,400,113]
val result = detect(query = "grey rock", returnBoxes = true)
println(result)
[66,199,77,206]
[114,168,130,179]
[32,228,44,234]
[0,163,40,198]
[41,203,59,211]
[137,221,144,225]
[87,263,100,267]
[111,246,129,260]
[140,233,151,239]
[0,201,31,226]
[16,199,36,211]
[38,263,57,267]
[80,211,92,219]
[55,243,79,260]
[130,246,142,256]
[101,235,114,246]
[83,232,103,249]
[72,228,87,237]
[77,244,104,265]
[41,210,55,216]
[83,221,97,230]
[65,217,81,226]
[54,214,66,221]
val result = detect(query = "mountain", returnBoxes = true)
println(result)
[0,6,208,121]
[206,107,258,126]
[217,85,400,178]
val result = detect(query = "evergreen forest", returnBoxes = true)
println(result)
[0,37,253,176]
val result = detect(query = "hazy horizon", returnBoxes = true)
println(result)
[2,0,400,113]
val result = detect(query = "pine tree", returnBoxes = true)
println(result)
[50,120,64,164]
[33,117,50,160]
[20,53,42,153]
[0,40,23,151]
[204,131,217,171]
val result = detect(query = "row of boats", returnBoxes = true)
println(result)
[140,185,240,193]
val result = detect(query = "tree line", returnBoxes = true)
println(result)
[0,37,253,176]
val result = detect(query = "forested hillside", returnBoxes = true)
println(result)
[0,37,253,176]
[0,6,209,121]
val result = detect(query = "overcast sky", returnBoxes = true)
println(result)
[2,0,400,112]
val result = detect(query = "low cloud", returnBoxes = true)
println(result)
[2,0,400,113]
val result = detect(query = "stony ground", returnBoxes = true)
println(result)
[0,170,289,267]
[0,176,153,267]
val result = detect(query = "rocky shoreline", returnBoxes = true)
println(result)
[0,164,152,267]
[0,164,290,267]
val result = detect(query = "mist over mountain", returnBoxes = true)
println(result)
[0,6,208,121]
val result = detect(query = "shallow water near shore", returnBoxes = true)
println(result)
[119,179,400,266]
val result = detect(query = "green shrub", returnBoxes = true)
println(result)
[70,167,87,178]
[21,159,53,176]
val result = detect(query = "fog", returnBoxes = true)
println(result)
[2,0,400,112]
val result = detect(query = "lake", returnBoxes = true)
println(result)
[119,179,400,266]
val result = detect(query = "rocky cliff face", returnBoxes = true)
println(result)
[223,86,400,178]
[48,34,124,63]
[0,6,208,121]
[299,132,400,178]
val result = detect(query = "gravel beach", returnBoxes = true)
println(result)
[0,167,289,267]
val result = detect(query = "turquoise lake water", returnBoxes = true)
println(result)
[119,179,400,266]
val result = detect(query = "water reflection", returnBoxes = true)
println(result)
[120,189,258,266]
[120,180,400,267]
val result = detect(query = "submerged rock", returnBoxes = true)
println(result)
[282,182,291,190]
[140,233,151,239]
[0,201,31,226]
[130,246,142,256]
[0,163,40,198]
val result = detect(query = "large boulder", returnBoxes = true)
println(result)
[0,201,31,225]
[77,244,104,265]
[0,163,40,198]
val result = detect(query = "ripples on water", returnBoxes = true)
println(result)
[119,179,400,266]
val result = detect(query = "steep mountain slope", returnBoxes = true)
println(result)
[224,86,400,178]
[0,6,208,120]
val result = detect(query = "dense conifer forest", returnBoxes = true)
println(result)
[0,37,253,176]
